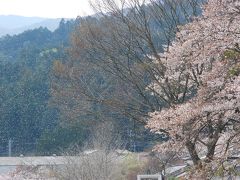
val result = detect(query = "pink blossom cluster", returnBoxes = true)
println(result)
[147,0,240,170]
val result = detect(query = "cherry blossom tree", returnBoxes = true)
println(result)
[147,0,240,177]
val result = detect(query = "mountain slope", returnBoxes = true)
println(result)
[0,15,67,36]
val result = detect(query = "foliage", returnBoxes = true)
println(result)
[147,0,240,177]
[51,0,204,151]
[36,124,86,155]
[0,19,77,155]
[52,122,123,180]
[121,154,145,174]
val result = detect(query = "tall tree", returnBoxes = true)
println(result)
[147,0,240,178]
[51,0,204,150]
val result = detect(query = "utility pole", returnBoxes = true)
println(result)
[129,129,136,152]
[8,139,12,157]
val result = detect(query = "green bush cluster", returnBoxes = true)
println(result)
[229,64,240,76]
[224,49,240,60]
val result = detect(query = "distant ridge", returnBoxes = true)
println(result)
[0,15,72,37]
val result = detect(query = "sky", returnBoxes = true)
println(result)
[0,0,94,18]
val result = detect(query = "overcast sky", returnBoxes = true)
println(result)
[0,0,94,18]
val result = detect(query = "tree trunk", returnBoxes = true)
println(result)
[206,145,216,161]
[206,134,219,161]
[186,141,201,165]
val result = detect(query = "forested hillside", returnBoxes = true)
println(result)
[0,0,203,156]
[0,19,77,155]
[0,15,63,37]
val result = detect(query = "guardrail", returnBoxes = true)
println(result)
[137,174,162,180]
